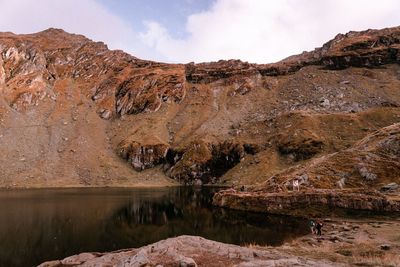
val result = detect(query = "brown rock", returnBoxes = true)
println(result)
[213,189,400,216]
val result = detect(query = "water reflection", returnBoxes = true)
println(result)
[0,187,307,267]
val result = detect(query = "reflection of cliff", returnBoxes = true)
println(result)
[211,209,308,245]
[0,188,170,267]
[103,187,308,248]
[112,187,213,224]
[115,200,183,225]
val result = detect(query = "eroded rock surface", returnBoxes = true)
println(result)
[38,235,341,267]
[165,141,246,184]
[213,189,400,216]
[118,136,169,171]
[115,68,186,116]
[213,123,400,215]
[270,123,400,191]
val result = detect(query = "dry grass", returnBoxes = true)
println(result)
[280,242,400,267]
[352,254,400,267]
[244,242,258,249]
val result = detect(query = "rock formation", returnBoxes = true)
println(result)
[0,26,399,188]
[213,188,400,216]
[38,235,341,267]
[118,136,169,171]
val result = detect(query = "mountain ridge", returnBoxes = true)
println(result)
[0,26,399,188]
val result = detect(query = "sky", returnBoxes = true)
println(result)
[0,0,399,64]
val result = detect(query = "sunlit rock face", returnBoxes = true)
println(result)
[0,26,400,187]
[115,69,186,116]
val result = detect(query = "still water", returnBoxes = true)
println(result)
[0,187,308,267]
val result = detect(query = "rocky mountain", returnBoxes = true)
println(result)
[0,26,399,189]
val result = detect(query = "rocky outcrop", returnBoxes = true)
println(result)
[165,141,246,184]
[185,27,400,85]
[269,123,400,191]
[211,123,400,215]
[38,235,340,267]
[212,124,400,215]
[185,60,258,84]
[10,90,49,111]
[381,182,399,192]
[213,189,400,216]
[115,68,186,116]
[259,27,400,75]
[116,137,249,182]
[118,137,169,171]
[276,129,325,161]
[317,28,400,69]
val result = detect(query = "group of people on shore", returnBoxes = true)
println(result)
[309,219,323,235]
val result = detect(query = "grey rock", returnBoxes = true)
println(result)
[380,244,391,250]
[337,177,346,189]
[381,182,399,192]
[123,250,151,267]
[100,109,112,120]
[60,253,97,265]
[348,102,362,113]
[358,166,377,181]
[320,98,330,108]
[178,256,197,267]
[298,173,309,184]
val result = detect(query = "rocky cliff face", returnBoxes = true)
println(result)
[213,188,400,216]
[0,26,399,187]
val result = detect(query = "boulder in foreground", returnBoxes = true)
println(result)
[38,235,341,267]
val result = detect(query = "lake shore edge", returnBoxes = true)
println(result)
[38,217,400,267]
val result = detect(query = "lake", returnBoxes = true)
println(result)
[0,187,308,267]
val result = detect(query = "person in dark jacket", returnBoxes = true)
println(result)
[315,220,323,236]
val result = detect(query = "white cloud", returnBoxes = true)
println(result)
[0,0,399,64]
[0,0,160,60]
[140,0,400,63]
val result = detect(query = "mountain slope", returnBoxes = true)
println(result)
[0,26,399,188]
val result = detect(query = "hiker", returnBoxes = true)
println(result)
[308,219,316,234]
[293,179,300,191]
[315,220,323,236]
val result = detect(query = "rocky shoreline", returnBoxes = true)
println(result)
[38,235,340,267]
[212,189,400,217]
[39,218,400,267]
